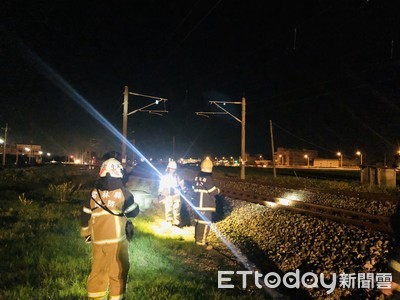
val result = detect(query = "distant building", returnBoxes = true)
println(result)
[275,147,318,166]
[313,158,340,168]
[178,158,201,165]
[16,144,42,165]
[83,151,97,165]
[247,154,266,166]
[254,159,270,167]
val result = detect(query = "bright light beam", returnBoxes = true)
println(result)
[19,44,162,177]
[21,43,282,298]
[178,191,283,298]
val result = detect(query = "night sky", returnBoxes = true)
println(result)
[1,0,399,163]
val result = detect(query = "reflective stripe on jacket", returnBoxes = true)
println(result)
[192,173,220,214]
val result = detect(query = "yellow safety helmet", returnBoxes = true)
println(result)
[201,157,213,173]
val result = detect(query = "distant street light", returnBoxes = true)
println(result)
[304,154,310,167]
[0,138,4,166]
[278,154,283,166]
[25,147,31,164]
[38,151,43,164]
[1,123,7,166]
[356,151,363,168]
[337,152,343,168]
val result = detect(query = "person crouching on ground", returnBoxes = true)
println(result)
[80,158,140,300]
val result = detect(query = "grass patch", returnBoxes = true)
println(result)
[126,212,265,299]
[0,166,266,299]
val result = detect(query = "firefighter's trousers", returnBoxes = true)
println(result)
[164,194,181,225]
[194,211,212,245]
[87,240,129,300]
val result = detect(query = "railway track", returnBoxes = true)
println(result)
[214,176,399,203]
[219,187,392,233]
[129,175,395,233]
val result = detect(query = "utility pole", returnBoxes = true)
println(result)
[29,141,32,165]
[240,97,246,180]
[122,86,129,165]
[195,97,246,179]
[269,120,276,178]
[2,123,8,166]
[121,86,168,166]
[172,135,175,161]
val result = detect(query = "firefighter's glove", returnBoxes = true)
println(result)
[125,220,134,241]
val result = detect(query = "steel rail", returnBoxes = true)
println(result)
[220,188,392,233]
[214,176,399,204]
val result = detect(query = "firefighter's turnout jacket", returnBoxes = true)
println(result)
[80,176,139,300]
[81,177,139,244]
[192,171,220,245]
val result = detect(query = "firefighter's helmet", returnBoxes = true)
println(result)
[99,158,124,178]
[167,160,177,170]
[201,157,213,173]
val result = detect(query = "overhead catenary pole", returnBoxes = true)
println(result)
[172,135,175,161]
[121,86,168,166]
[269,120,276,178]
[240,97,246,180]
[195,97,246,179]
[122,86,129,165]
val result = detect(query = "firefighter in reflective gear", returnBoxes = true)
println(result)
[158,160,183,226]
[80,158,140,300]
[192,157,220,249]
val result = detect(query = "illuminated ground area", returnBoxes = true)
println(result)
[129,204,268,299]
[142,204,195,241]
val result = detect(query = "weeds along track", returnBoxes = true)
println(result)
[215,177,398,233]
